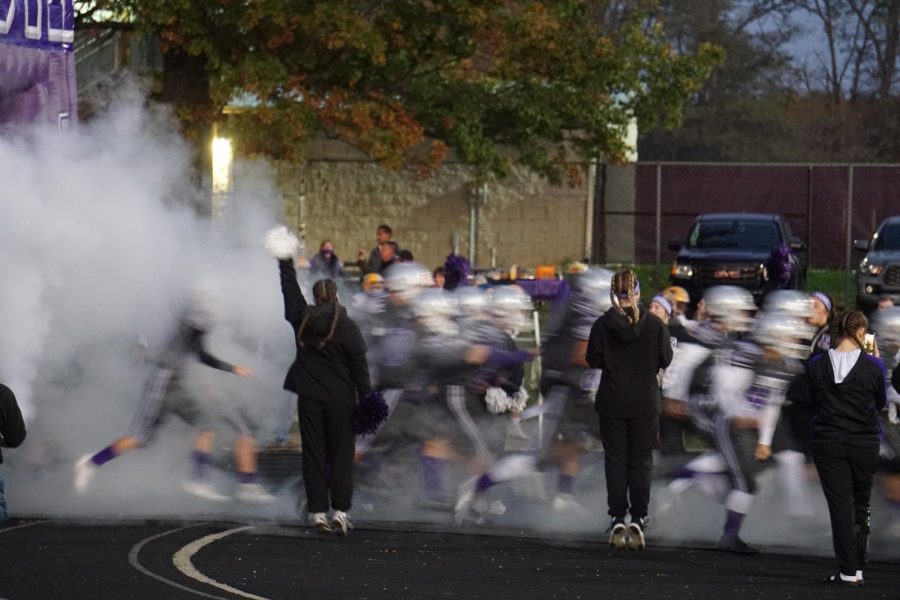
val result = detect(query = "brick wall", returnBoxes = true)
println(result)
[273,149,590,272]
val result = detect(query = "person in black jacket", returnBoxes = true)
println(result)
[0,383,26,524]
[807,310,886,586]
[586,270,673,551]
[278,258,371,536]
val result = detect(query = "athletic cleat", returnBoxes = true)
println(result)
[627,517,648,551]
[182,479,230,502]
[235,483,277,503]
[551,493,591,517]
[717,534,759,555]
[453,478,478,525]
[313,512,332,534]
[608,519,627,550]
[331,511,350,537]
[74,454,97,493]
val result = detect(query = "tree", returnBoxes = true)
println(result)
[76,1,721,183]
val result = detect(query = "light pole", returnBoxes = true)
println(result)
[211,134,233,219]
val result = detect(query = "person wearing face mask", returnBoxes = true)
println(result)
[587,269,673,550]
[309,240,342,280]
[807,310,886,586]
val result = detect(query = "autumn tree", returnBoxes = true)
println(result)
[76,1,721,183]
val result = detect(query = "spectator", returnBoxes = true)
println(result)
[357,224,393,275]
[433,267,447,289]
[309,240,342,279]
[399,249,414,263]
[648,295,672,325]
[877,295,895,312]
[0,383,26,524]
[807,311,886,586]
[378,241,399,274]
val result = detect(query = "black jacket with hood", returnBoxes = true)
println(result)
[0,383,26,464]
[279,259,371,403]
[586,308,673,419]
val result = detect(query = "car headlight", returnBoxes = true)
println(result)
[759,264,768,280]
[859,259,883,276]
[671,263,693,279]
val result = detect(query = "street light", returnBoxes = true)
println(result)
[211,136,233,219]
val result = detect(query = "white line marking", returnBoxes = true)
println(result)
[0,519,47,534]
[128,525,230,600]
[172,526,271,600]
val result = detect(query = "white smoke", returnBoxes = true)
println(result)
[0,84,297,516]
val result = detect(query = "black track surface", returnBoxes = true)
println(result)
[1,518,898,600]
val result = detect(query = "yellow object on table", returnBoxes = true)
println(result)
[535,265,556,280]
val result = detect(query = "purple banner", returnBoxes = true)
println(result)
[0,0,77,127]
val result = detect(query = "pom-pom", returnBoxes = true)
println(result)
[485,387,510,414]
[353,390,390,436]
[508,388,528,413]
[263,226,302,260]
[766,244,792,286]
[444,253,471,290]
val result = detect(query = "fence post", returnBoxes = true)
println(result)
[806,166,813,268]
[655,162,662,266]
[845,164,854,306]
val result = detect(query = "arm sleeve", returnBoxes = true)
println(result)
[585,319,604,369]
[346,321,372,399]
[279,258,308,328]
[757,404,781,447]
[659,325,674,369]
[0,385,26,448]
[876,365,888,411]
[188,328,235,373]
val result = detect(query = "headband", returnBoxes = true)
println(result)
[615,280,640,300]
[651,295,672,317]
[810,291,832,313]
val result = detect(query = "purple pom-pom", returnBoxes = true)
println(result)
[443,253,471,290]
[353,391,390,436]
[766,244,792,286]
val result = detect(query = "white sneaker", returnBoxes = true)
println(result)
[608,520,627,549]
[74,454,97,493]
[331,511,350,537]
[312,512,332,534]
[182,479,230,502]
[235,483,277,503]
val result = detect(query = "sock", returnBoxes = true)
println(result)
[856,570,863,580]
[238,471,258,485]
[840,573,857,582]
[191,450,213,480]
[90,446,117,467]
[418,454,446,501]
[724,510,745,538]
[475,474,494,493]
[557,473,575,495]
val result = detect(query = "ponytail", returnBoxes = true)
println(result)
[297,278,342,348]
[610,269,641,325]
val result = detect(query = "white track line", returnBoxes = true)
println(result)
[172,526,271,600]
[128,525,231,600]
[0,519,47,534]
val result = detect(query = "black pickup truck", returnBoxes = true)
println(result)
[854,215,900,311]
[668,213,808,304]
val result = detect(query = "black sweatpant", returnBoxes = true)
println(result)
[298,395,355,513]
[812,441,878,576]
[599,415,658,521]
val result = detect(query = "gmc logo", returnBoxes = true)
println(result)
[714,270,742,279]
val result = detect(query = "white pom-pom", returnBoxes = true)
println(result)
[263,226,301,259]
[485,387,510,414]
[508,388,528,413]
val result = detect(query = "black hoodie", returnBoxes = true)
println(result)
[586,309,673,419]
[0,384,26,464]
[279,260,371,403]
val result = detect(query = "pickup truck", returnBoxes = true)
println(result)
[854,215,900,311]
[668,213,808,304]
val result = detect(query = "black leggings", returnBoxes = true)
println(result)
[812,441,878,576]
[298,395,355,513]
[598,416,658,521]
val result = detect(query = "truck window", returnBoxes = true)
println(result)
[687,220,781,250]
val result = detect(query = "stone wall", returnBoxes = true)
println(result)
[273,144,591,272]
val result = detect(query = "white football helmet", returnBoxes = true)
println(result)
[703,286,757,333]
[383,262,433,303]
